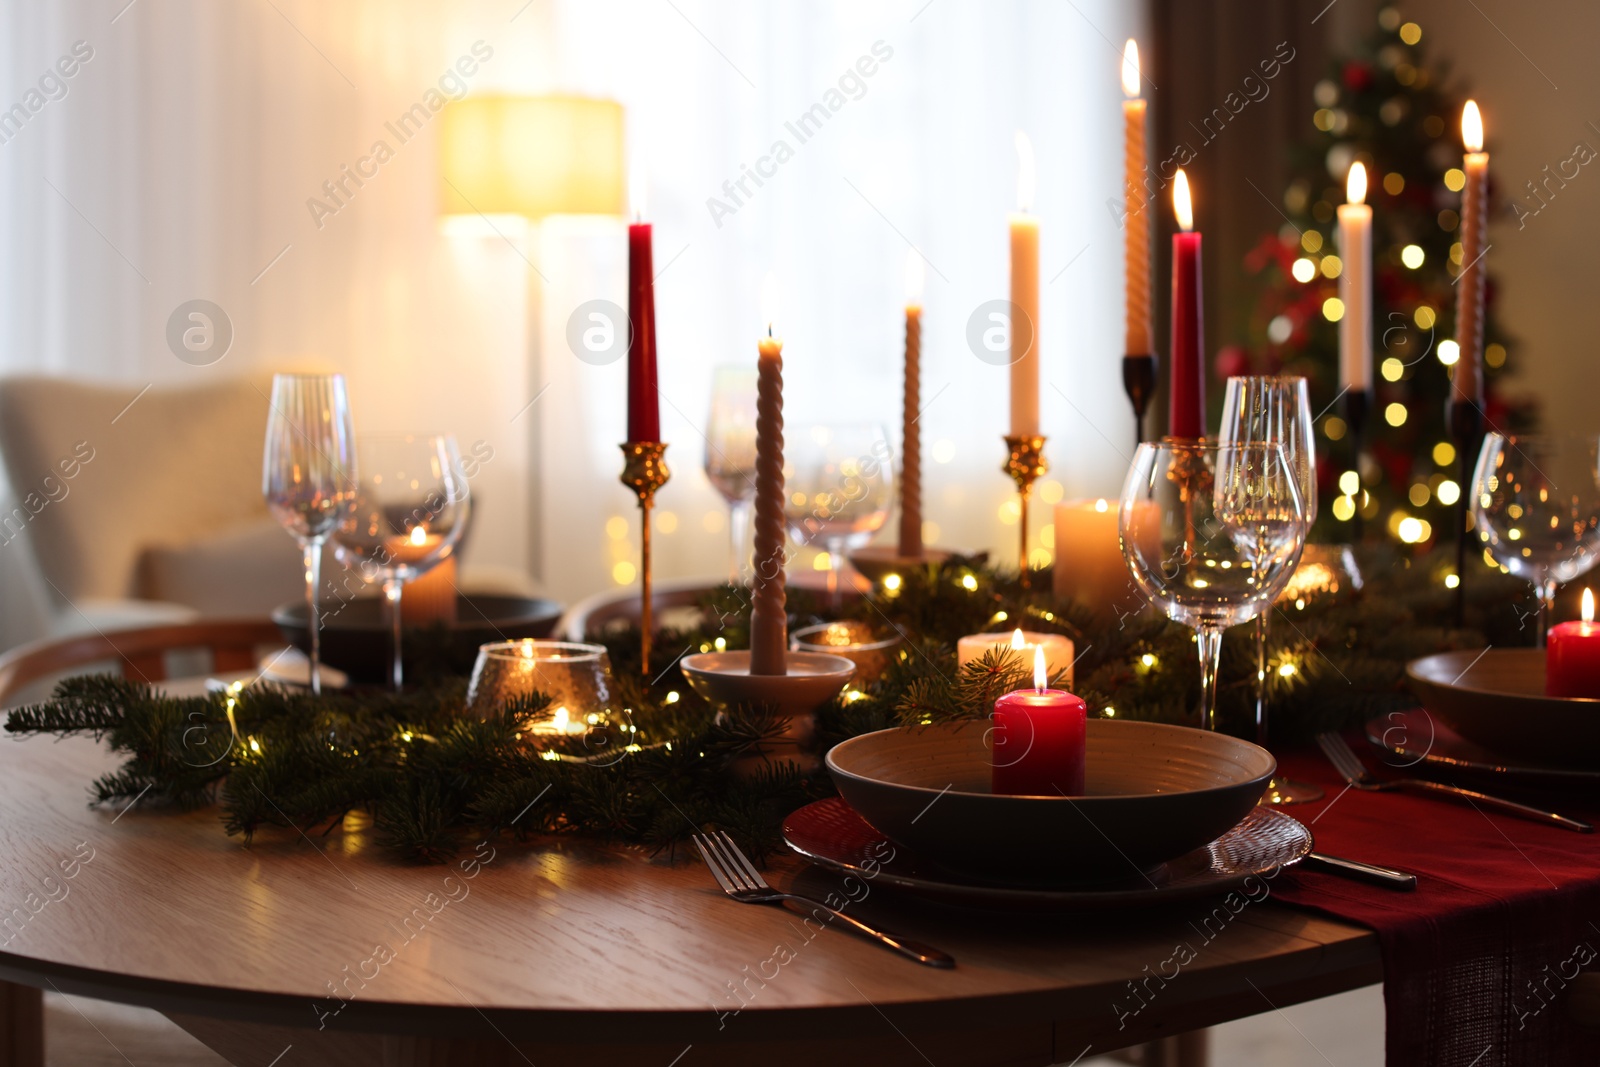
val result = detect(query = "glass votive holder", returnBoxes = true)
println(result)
[790,621,901,685]
[465,640,611,735]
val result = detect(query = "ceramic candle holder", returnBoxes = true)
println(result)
[679,650,854,773]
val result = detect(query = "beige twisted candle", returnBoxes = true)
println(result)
[898,304,922,558]
[1454,102,1487,407]
[1123,43,1151,357]
[749,334,788,675]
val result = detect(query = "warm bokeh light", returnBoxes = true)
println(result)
[439,95,626,218]
[1462,100,1483,153]
[1292,257,1316,283]
[1015,130,1036,212]
[904,249,924,307]
[1346,161,1367,205]
[1401,244,1425,269]
[1173,169,1194,231]
[1122,39,1141,98]
[1438,339,1460,366]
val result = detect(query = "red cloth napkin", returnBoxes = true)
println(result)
[1270,744,1600,1067]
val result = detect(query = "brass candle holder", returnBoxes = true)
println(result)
[1002,434,1048,590]
[619,441,670,676]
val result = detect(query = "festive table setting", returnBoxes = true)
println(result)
[5,14,1600,1067]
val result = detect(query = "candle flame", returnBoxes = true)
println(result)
[1011,628,1026,650]
[1585,588,1594,624]
[1094,497,1109,512]
[629,152,647,222]
[1033,644,1047,691]
[1014,131,1036,213]
[1347,161,1367,206]
[1462,100,1484,153]
[759,272,780,337]
[1173,169,1194,232]
[409,525,427,545]
[1121,39,1141,98]
[904,249,925,306]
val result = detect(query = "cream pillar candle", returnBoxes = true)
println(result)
[957,628,1075,690]
[1337,162,1372,392]
[1454,100,1488,407]
[1009,131,1040,438]
[1052,497,1126,607]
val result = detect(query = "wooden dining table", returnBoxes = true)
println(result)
[0,724,1382,1067]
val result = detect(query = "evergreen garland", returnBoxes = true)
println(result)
[4,547,1527,863]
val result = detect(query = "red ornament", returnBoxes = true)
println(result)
[1342,61,1374,93]
[1215,345,1252,381]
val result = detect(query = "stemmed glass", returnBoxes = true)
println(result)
[1120,440,1309,732]
[1472,432,1600,645]
[1218,376,1323,803]
[784,422,895,610]
[262,374,358,695]
[332,434,470,689]
[703,366,759,583]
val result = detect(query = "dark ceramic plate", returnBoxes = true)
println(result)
[825,720,1275,883]
[1365,709,1600,787]
[273,594,562,684]
[1406,649,1600,768]
[783,797,1309,910]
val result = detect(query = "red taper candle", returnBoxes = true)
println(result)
[626,219,660,442]
[1168,169,1205,440]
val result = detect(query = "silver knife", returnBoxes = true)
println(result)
[1304,851,1418,891]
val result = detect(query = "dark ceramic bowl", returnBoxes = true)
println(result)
[1407,648,1600,768]
[825,720,1275,884]
[273,594,562,685]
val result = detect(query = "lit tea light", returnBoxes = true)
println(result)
[956,627,1075,689]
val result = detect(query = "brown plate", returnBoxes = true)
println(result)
[273,594,563,685]
[826,720,1275,883]
[1405,649,1600,768]
[1366,709,1600,787]
[783,797,1309,910]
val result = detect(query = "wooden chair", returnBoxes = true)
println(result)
[0,618,282,1067]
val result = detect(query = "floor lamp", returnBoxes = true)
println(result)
[438,95,626,586]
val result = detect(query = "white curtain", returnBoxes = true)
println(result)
[0,0,1144,608]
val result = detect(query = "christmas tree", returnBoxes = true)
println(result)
[1229,5,1535,550]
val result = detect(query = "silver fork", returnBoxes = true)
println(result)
[691,831,955,969]
[1316,732,1592,834]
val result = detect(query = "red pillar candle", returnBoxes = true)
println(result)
[1548,589,1600,698]
[626,219,660,443]
[992,646,1088,796]
[1168,169,1205,440]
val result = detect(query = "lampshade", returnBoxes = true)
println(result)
[439,95,625,218]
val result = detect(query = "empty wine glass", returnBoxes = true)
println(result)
[1473,432,1600,645]
[332,434,470,689]
[262,373,358,695]
[703,366,759,583]
[784,422,895,609]
[1218,376,1322,804]
[1120,440,1308,732]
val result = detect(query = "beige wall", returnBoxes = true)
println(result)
[1399,0,1600,435]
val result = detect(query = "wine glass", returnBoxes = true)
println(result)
[262,373,358,695]
[1218,376,1322,803]
[332,434,470,689]
[784,422,895,609]
[1472,432,1600,645]
[703,366,759,583]
[1120,440,1308,733]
